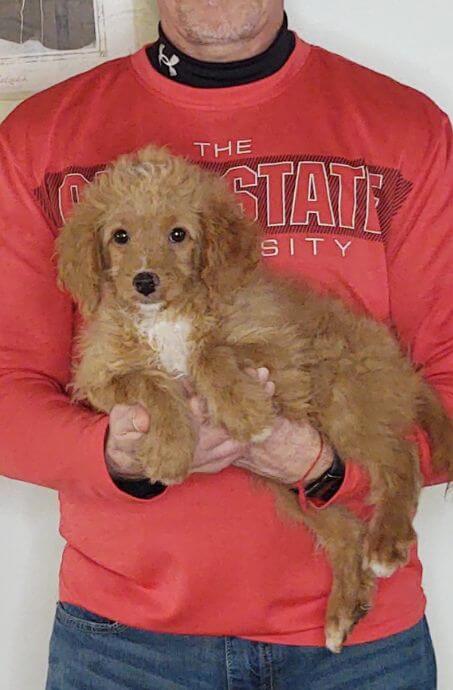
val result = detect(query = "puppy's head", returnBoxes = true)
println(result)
[57,146,260,317]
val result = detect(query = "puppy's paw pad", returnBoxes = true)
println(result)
[251,428,273,444]
[363,538,411,578]
[367,559,398,579]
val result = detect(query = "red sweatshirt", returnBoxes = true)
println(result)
[0,36,452,646]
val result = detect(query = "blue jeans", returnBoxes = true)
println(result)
[46,603,437,690]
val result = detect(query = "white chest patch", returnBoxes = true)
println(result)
[137,306,192,377]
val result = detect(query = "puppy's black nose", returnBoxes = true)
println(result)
[133,272,160,296]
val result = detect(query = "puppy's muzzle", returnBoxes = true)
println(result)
[133,271,160,296]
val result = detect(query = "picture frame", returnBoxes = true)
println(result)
[0,0,155,97]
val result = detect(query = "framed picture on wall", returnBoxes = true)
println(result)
[0,0,155,96]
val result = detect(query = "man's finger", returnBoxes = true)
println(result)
[245,367,271,385]
[264,381,275,397]
[191,447,246,474]
[189,395,209,422]
[131,405,150,433]
[194,439,246,466]
[106,449,146,480]
[181,377,195,398]
[111,404,150,436]
[191,456,241,475]
[257,367,270,383]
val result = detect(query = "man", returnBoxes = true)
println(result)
[0,1,450,688]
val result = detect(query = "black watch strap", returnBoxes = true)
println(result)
[304,451,345,502]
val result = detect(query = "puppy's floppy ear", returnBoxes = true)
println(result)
[200,183,260,298]
[56,194,104,319]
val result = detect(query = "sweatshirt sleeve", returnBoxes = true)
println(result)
[385,109,453,486]
[306,107,452,511]
[0,129,122,497]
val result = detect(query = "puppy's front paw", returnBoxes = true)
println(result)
[138,434,193,486]
[212,379,276,443]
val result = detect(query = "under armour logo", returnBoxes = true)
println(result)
[158,44,180,78]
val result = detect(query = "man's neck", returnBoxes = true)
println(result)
[160,12,285,63]
[147,15,295,89]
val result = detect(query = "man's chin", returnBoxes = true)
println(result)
[178,1,264,44]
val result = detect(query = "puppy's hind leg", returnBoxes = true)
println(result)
[363,437,421,578]
[268,484,375,654]
[319,378,421,578]
[303,506,375,653]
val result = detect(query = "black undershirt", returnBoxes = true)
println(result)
[146,14,296,89]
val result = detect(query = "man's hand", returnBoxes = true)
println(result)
[235,417,334,485]
[234,368,335,486]
[188,368,334,484]
[104,396,251,481]
[105,404,150,479]
[105,368,334,486]
[105,369,274,481]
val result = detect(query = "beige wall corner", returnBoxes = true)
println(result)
[134,0,159,46]
[0,0,160,122]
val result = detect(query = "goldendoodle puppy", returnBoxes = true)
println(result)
[57,145,452,652]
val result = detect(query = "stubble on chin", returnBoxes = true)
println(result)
[175,0,266,44]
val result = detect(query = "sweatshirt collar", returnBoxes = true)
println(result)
[130,36,312,110]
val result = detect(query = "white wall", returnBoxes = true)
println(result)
[0,1,452,688]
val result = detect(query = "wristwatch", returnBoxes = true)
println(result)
[303,451,345,502]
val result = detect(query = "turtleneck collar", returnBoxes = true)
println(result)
[146,14,296,89]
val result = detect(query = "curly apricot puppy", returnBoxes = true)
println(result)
[57,146,453,653]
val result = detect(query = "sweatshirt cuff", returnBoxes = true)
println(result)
[301,460,370,513]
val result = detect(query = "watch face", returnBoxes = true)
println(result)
[306,478,342,501]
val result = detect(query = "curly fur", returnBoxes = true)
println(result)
[57,145,453,653]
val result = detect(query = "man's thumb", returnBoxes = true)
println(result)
[130,404,150,434]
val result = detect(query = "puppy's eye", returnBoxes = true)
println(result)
[112,229,130,245]
[169,227,187,244]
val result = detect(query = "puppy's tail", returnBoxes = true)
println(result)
[417,382,453,479]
